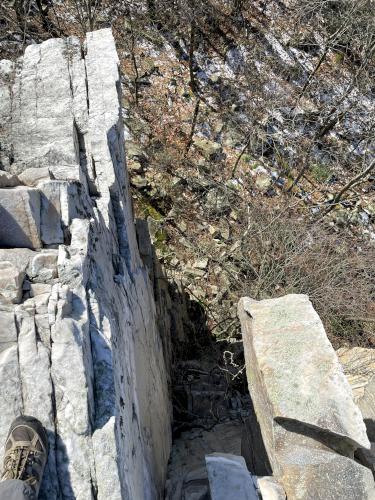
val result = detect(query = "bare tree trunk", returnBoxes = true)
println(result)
[189,20,198,93]
[129,15,140,106]
[287,155,309,192]
[87,0,93,31]
[231,134,251,177]
[185,98,201,153]
[298,44,329,99]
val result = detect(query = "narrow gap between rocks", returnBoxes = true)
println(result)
[163,278,269,497]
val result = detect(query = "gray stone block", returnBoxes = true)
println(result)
[238,294,375,499]
[0,187,41,249]
[40,182,64,245]
[206,453,258,500]
[0,261,25,303]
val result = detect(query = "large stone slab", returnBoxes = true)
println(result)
[0,248,35,273]
[277,443,375,499]
[51,285,95,500]
[238,294,375,499]
[239,295,369,450]
[92,418,122,499]
[31,251,58,282]
[0,171,19,188]
[0,187,41,249]
[0,38,79,175]
[39,181,65,245]
[19,167,51,187]
[15,306,59,498]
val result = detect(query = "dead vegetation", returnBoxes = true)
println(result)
[1,0,374,350]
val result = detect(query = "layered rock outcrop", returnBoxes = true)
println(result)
[238,294,375,500]
[0,29,171,499]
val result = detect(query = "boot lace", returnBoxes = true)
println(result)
[2,446,43,488]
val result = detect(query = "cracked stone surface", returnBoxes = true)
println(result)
[0,29,172,499]
[238,294,375,499]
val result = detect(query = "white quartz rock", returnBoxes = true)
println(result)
[18,167,51,187]
[3,38,80,174]
[0,261,25,303]
[0,248,35,274]
[257,476,286,500]
[0,29,172,500]
[92,417,122,499]
[39,181,65,245]
[0,307,23,462]
[15,306,60,498]
[31,251,58,282]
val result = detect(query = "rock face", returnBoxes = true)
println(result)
[238,294,375,500]
[0,29,171,499]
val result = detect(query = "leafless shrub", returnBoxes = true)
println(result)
[228,204,375,346]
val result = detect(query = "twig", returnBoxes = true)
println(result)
[231,134,251,177]
[129,14,140,106]
[321,158,375,217]
[189,20,197,93]
[185,97,201,153]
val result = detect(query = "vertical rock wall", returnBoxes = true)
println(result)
[0,29,171,499]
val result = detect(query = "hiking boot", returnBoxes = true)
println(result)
[1,415,49,496]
